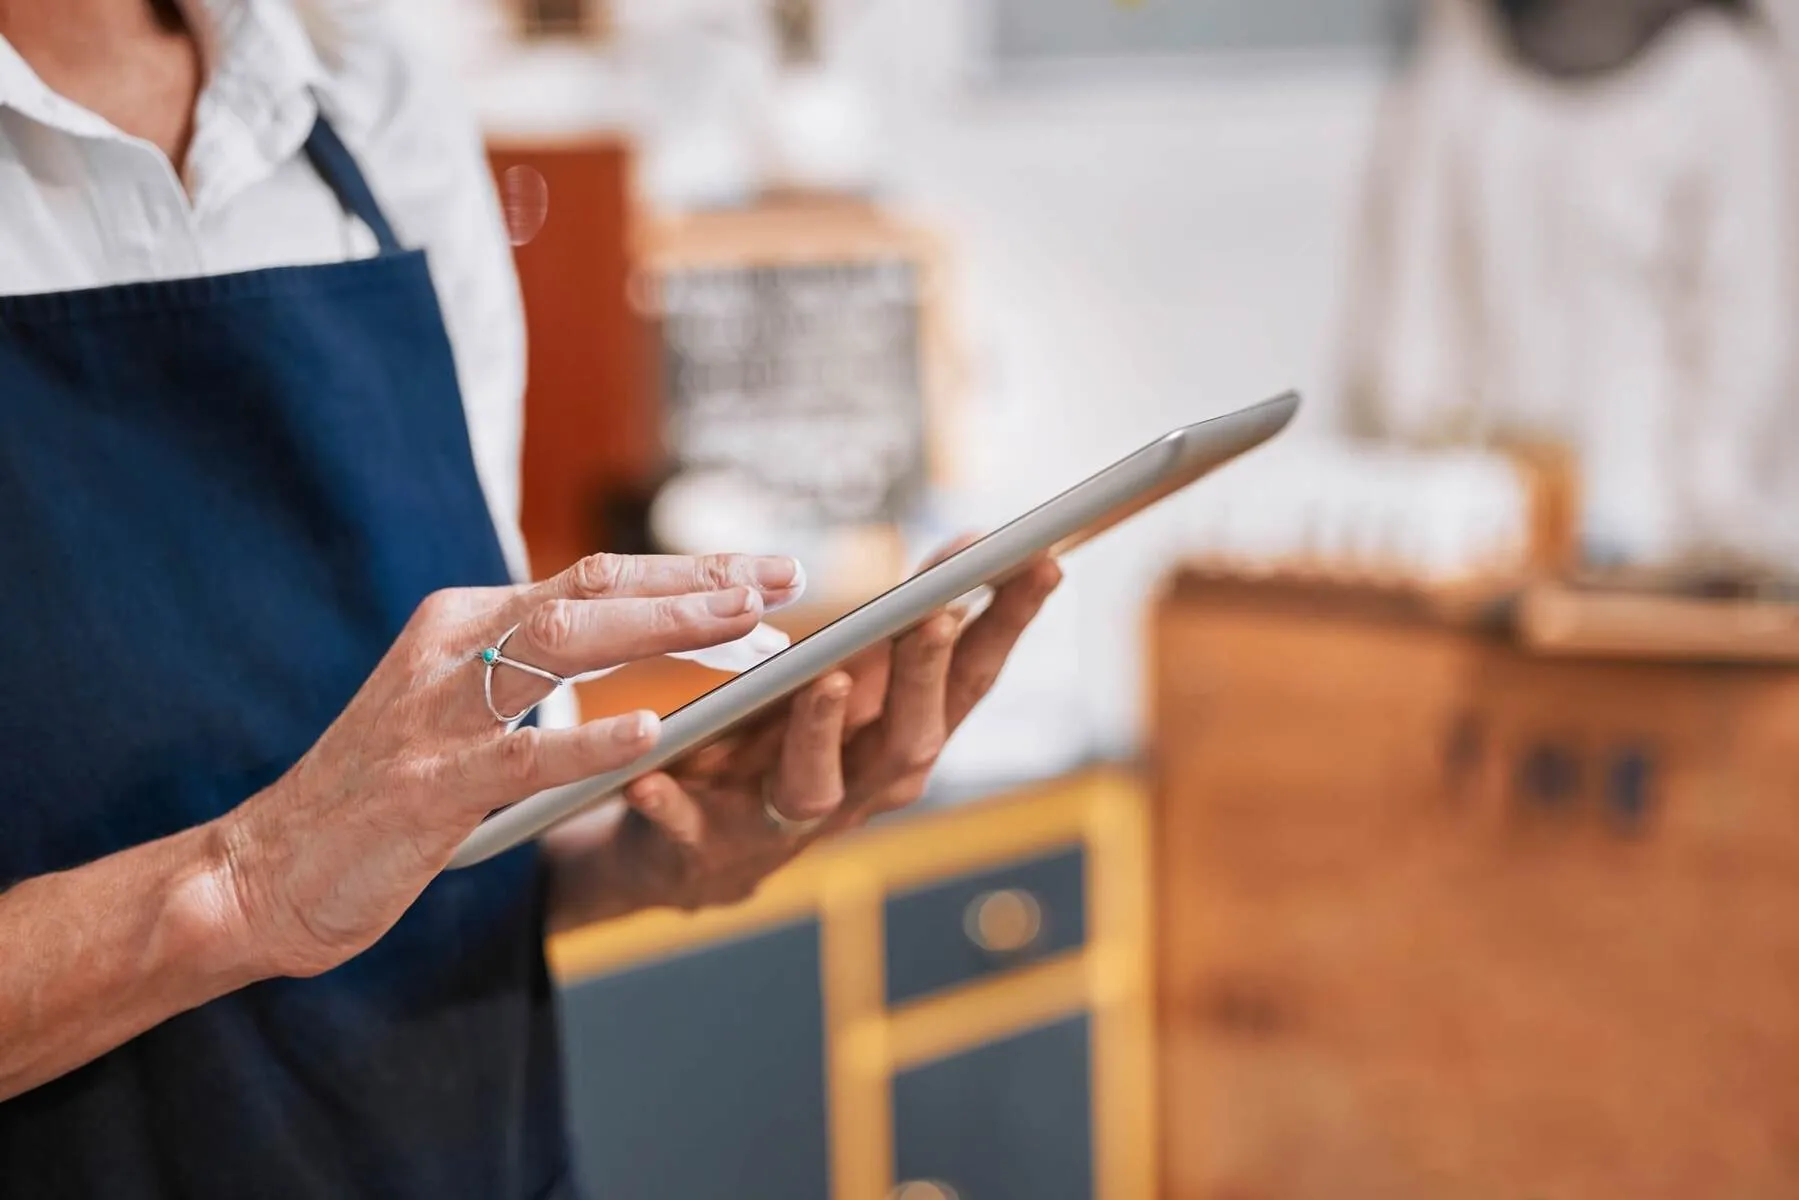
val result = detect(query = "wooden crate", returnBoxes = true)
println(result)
[1150,573,1799,1200]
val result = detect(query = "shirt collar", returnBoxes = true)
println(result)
[0,34,119,138]
[183,0,330,211]
[0,0,332,213]
[191,0,328,148]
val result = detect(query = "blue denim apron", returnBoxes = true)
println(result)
[0,116,571,1198]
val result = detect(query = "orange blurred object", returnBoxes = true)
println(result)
[487,137,658,577]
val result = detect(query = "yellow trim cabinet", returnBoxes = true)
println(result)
[548,770,1156,1199]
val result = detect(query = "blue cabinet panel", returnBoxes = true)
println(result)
[558,919,829,1200]
[892,1014,1094,1200]
[885,845,1086,1007]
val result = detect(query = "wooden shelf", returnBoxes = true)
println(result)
[1517,580,1799,664]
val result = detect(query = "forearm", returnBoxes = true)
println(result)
[0,819,265,1101]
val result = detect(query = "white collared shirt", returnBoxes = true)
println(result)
[0,0,531,579]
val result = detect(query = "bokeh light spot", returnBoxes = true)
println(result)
[502,166,548,247]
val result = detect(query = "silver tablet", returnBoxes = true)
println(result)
[450,390,1300,868]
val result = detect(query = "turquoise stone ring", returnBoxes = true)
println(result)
[479,623,569,725]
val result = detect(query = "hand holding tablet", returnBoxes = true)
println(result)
[451,391,1301,868]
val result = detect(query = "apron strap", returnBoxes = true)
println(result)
[303,114,403,255]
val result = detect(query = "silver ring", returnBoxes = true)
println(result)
[480,623,568,725]
[761,775,828,836]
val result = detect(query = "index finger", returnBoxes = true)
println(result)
[499,553,804,628]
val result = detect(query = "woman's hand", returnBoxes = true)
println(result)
[217,553,804,978]
[543,555,1063,928]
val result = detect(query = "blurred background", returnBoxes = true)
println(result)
[406,0,1799,1195]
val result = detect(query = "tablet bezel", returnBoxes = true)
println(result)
[449,390,1299,868]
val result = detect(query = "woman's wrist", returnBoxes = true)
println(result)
[160,817,276,994]
[0,817,277,1100]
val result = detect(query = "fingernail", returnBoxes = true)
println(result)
[616,710,659,742]
[821,674,851,701]
[754,558,800,589]
[708,587,756,616]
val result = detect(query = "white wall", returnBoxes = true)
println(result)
[842,1,1390,760]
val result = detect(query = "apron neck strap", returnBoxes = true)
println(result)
[303,114,402,254]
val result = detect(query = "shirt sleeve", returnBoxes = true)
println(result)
[309,4,534,585]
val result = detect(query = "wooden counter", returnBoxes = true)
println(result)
[1150,570,1799,1200]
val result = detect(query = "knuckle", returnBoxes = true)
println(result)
[495,727,543,782]
[699,554,739,590]
[905,741,943,773]
[815,780,847,814]
[780,787,841,825]
[900,635,953,676]
[411,588,459,628]
[571,553,626,596]
[524,600,579,654]
[449,745,485,790]
[921,617,958,651]
[964,664,1002,700]
[889,735,942,776]
[653,595,696,635]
